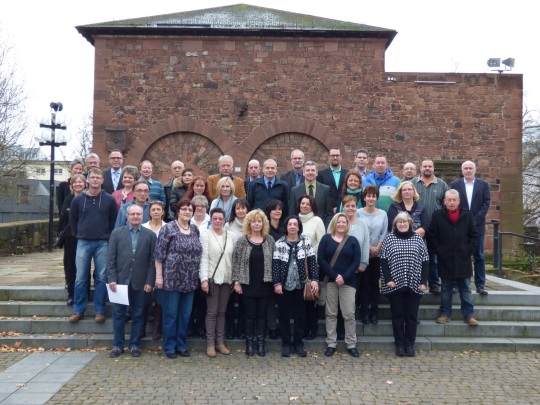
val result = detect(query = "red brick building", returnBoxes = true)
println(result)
[77,4,523,242]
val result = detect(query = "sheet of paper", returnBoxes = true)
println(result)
[106,284,129,305]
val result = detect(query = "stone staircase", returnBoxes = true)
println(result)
[1,283,540,352]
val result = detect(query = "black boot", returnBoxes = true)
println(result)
[405,345,415,357]
[395,345,405,357]
[245,319,255,356]
[256,335,266,357]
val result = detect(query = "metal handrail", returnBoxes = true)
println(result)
[496,230,540,278]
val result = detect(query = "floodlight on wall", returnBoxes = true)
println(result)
[487,57,515,74]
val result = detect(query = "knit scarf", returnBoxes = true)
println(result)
[447,206,460,224]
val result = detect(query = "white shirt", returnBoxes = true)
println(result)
[464,178,475,209]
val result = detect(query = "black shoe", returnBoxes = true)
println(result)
[129,347,142,357]
[282,346,291,357]
[178,349,190,357]
[268,329,279,340]
[245,338,254,356]
[405,345,415,357]
[165,351,177,359]
[109,347,123,358]
[361,316,369,324]
[429,286,441,295]
[256,339,266,357]
[324,347,336,357]
[67,298,74,306]
[305,331,317,340]
[295,346,307,357]
[347,348,360,358]
[476,288,488,295]
[370,315,378,325]
[395,346,405,357]
[237,328,246,340]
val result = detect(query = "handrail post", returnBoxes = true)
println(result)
[491,221,499,268]
[498,231,504,278]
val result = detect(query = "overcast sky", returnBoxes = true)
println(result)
[2,0,537,159]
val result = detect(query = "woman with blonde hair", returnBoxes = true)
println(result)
[318,213,361,358]
[232,209,275,356]
[387,181,427,236]
[210,177,237,222]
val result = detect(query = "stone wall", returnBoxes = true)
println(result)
[0,220,57,256]
[90,34,523,240]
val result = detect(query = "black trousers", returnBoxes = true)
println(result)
[387,290,422,346]
[358,257,381,316]
[63,236,77,298]
[243,294,269,337]
[277,288,305,348]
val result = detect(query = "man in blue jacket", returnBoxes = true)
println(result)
[69,168,118,324]
[248,159,289,216]
[363,155,401,212]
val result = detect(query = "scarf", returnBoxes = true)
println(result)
[447,206,460,224]
[299,211,315,224]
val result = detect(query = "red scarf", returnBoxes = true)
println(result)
[446,206,460,224]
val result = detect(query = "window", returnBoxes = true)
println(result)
[17,185,29,204]
[36,168,46,174]
[54,168,63,174]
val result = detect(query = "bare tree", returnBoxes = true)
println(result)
[0,26,34,194]
[73,112,93,160]
[523,106,540,227]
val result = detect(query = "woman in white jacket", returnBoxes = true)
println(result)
[199,207,236,357]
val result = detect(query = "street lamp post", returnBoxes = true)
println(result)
[35,102,68,253]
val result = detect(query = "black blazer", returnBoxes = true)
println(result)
[316,167,349,210]
[289,182,334,227]
[107,225,157,290]
[280,170,305,191]
[102,168,124,195]
[450,178,491,234]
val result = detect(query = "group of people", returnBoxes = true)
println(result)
[56,147,490,359]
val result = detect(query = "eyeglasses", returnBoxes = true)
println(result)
[195,205,206,209]
[135,189,149,193]
[179,207,193,212]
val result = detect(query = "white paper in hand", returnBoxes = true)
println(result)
[107,284,129,305]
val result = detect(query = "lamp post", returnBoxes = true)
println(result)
[34,102,69,252]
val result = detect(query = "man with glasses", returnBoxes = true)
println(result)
[103,150,124,194]
[115,181,151,228]
[353,149,369,182]
[316,148,349,211]
[69,168,118,324]
[139,160,166,203]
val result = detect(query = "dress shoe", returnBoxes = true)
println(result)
[207,347,216,357]
[361,316,369,324]
[95,313,106,323]
[436,314,450,324]
[66,298,74,306]
[282,345,291,357]
[429,286,441,295]
[464,316,479,326]
[476,288,488,295]
[109,347,123,358]
[370,315,378,325]
[295,346,307,357]
[165,351,177,359]
[405,345,415,357]
[347,348,360,358]
[268,329,279,340]
[305,331,317,340]
[69,313,84,323]
[216,345,231,355]
[178,349,191,357]
[395,346,405,357]
[129,347,142,357]
[324,347,336,357]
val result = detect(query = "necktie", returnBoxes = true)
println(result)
[308,184,314,197]
[113,171,119,190]
[267,181,272,190]
[296,173,301,186]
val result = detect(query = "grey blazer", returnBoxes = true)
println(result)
[107,225,157,290]
[289,181,334,227]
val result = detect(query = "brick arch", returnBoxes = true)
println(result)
[128,117,252,181]
[237,118,350,173]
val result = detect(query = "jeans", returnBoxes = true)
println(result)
[112,284,145,349]
[73,239,108,315]
[428,249,440,289]
[473,234,486,289]
[440,277,474,318]
[160,290,195,353]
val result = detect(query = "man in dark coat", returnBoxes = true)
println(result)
[451,160,491,295]
[428,189,479,326]
[107,204,157,357]
[247,158,289,216]
[316,148,348,211]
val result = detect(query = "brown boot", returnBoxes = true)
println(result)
[152,304,162,340]
[216,344,231,355]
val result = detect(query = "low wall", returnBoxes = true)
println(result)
[0,220,58,256]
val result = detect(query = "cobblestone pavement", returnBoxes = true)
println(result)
[0,353,27,373]
[42,349,540,405]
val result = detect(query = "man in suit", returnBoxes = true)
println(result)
[102,149,124,194]
[451,160,491,295]
[248,158,289,215]
[289,161,333,227]
[206,155,246,200]
[316,148,349,211]
[280,149,305,190]
[107,204,157,357]
[244,159,261,196]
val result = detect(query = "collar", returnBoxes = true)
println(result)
[264,176,276,183]
[464,177,475,184]
[330,166,342,173]
[221,174,235,180]
[128,224,141,232]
